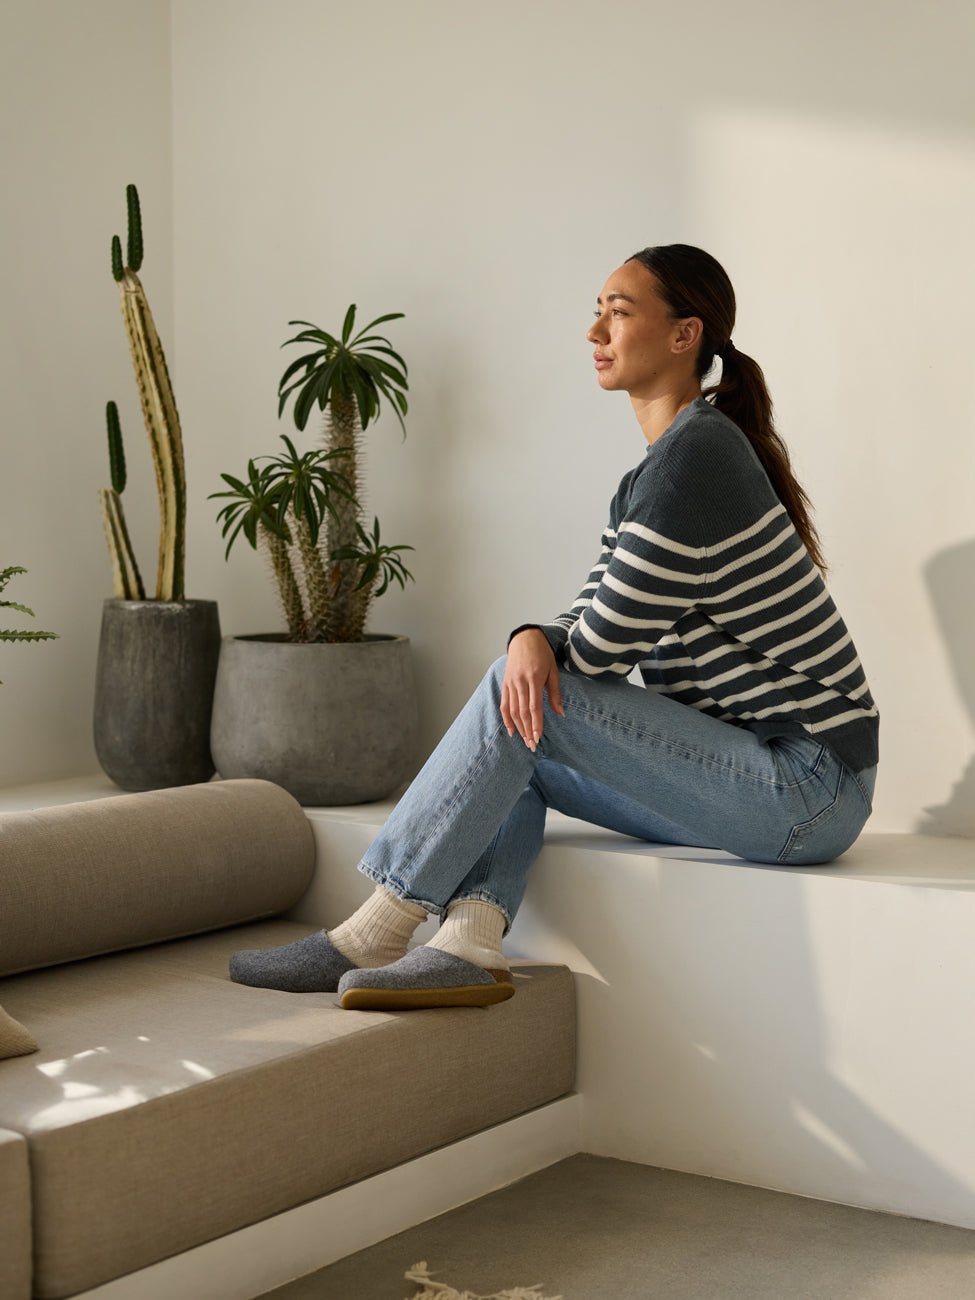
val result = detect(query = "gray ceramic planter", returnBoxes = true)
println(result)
[93,599,222,790]
[210,632,419,805]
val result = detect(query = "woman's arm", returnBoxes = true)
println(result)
[557,462,705,678]
[501,524,617,749]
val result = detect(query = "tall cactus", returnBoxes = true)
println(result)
[107,183,186,600]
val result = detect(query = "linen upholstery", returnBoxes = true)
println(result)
[0,779,316,978]
[0,1004,37,1060]
[0,1127,31,1300]
[0,919,576,1299]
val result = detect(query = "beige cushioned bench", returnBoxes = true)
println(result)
[0,779,576,1299]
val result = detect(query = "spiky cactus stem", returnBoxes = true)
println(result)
[98,488,146,599]
[293,514,332,641]
[260,525,307,640]
[118,266,186,600]
[320,393,370,641]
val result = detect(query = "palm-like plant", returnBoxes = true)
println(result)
[277,306,412,641]
[209,308,415,643]
[0,567,58,686]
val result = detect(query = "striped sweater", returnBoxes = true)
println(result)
[508,395,879,775]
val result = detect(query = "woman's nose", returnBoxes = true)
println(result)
[587,317,605,343]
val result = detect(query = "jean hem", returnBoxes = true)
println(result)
[357,860,446,921]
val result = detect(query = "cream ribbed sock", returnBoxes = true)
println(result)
[327,885,428,969]
[425,899,509,972]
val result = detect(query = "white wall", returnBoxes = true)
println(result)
[3,0,973,837]
[0,0,173,781]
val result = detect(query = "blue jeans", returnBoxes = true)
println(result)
[359,655,878,936]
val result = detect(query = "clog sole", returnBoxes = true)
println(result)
[339,973,515,1011]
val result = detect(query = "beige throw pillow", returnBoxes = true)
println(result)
[0,1005,38,1059]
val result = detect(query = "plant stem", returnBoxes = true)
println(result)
[260,525,307,640]
[321,393,366,641]
[295,513,331,640]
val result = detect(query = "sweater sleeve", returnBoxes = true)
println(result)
[528,459,706,679]
[506,522,618,667]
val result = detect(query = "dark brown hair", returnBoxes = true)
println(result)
[626,244,828,577]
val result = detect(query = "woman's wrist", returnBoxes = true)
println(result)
[506,623,546,650]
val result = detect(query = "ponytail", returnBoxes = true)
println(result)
[627,245,828,578]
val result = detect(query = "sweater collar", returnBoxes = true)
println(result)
[645,395,711,455]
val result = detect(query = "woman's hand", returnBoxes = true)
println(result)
[501,629,566,752]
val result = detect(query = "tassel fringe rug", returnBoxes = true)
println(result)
[404,1260,562,1299]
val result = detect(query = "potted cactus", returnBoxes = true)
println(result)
[206,307,419,805]
[93,183,220,791]
[0,567,58,686]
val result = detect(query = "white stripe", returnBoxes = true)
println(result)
[809,706,879,731]
[707,564,821,624]
[611,543,706,585]
[794,632,856,674]
[702,546,809,607]
[743,586,831,641]
[618,520,706,557]
[573,617,674,657]
[590,594,688,630]
[734,693,879,724]
[768,608,842,657]
[566,638,632,675]
[707,504,789,555]
[708,523,797,583]
[618,501,795,564]
[602,571,698,607]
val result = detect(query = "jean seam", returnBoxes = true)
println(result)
[357,862,451,919]
[776,763,850,863]
[557,697,803,790]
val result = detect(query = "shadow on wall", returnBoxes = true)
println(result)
[918,537,975,836]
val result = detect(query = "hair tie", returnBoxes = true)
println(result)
[723,338,736,355]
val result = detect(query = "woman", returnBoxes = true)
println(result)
[231,243,879,1012]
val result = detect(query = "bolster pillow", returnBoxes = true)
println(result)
[0,778,316,978]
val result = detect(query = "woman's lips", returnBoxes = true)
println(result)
[594,357,613,370]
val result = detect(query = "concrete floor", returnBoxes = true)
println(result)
[260,1153,975,1299]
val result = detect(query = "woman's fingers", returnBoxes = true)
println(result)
[500,675,539,749]
[520,683,540,750]
[501,632,564,749]
[504,686,520,738]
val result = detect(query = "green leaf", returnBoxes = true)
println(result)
[0,629,58,642]
[349,312,405,345]
[0,566,28,585]
[340,303,357,345]
[292,377,320,431]
[277,350,325,390]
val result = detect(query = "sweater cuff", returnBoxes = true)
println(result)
[506,623,568,666]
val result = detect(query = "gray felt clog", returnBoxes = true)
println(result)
[337,945,515,1010]
[229,930,359,992]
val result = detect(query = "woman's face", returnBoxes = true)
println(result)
[587,260,699,396]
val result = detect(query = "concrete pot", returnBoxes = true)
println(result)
[210,632,419,806]
[93,599,222,790]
